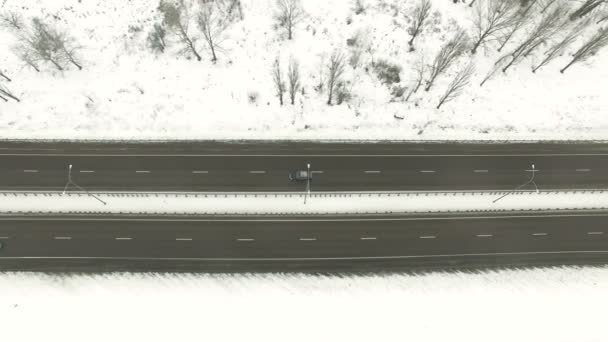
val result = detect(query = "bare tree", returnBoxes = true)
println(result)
[0,69,9,82]
[0,82,19,102]
[326,51,346,105]
[287,57,301,105]
[272,57,286,105]
[408,0,432,51]
[539,0,559,13]
[561,27,608,73]
[570,0,605,20]
[437,62,474,109]
[147,23,167,53]
[197,2,230,63]
[532,19,590,72]
[18,18,68,71]
[0,11,23,30]
[501,4,567,73]
[13,46,41,72]
[425,29,469,91]
[275,0,305,40]
[471,0,518,54]
[405,56,425,101]
[159,0,202,61]
[480,54,510,86]
[497,0,537,51]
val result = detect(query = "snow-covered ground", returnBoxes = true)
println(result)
[0,0,606,141]
[1,268,607,342]
[3,190,608,215]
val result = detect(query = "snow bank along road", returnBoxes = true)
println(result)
[3,141,608,191]
[1,214,608,272]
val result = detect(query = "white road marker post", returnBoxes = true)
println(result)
[304,163,311,205]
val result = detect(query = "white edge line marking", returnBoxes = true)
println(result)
[419,235,436,239]
[476,234,493,237]
[54,236,72,240]
[115,237,133,240]
[4,251,608,261]
[532,233,548,236]
[587,232,604,235]
[576,169,591,172]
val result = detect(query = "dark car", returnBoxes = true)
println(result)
[289,170,311,182]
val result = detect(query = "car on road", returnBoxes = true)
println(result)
[289,170,311,182]
[0,241,3,250]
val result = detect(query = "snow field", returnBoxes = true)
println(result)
[0,0,606,140]
[3,190,608,215]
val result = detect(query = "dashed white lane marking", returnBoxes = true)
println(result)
[192,171,209,174]
[23,170,38,173]
[364,170,381,174]
[525,169,540,172]
[54,236,72,240]
[532,233,548,236]
[474,170,489,173]
[79,170,95,173]
[0,236,9,239]
[419,170,436,173]
[299,238,317,241]
[135,171,150,174]
[115,237,133,240]
[236,238,255,242]
[249,171,266,174]
[587,232,604,235]
[176,238,193,241]
[360,237,377,240]
[476,234,493,237]
[419,235,437,239]
[311,171,324,174]
[576,169,591,172]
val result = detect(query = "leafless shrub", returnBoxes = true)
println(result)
[159,0,202,61]
[532,18,590,72]
[437,62,474,109]
[471,0,518,54]
[147,23,167,53]
[425,29,469,91]
[287,57,301,105]
[561,27,608,73]
[197,2,231,63]
[353,0,366,14]
[0,11,23,31]
[405,56,425,101]
[408,0,432,51]
[538,0,559,13]
[272,57,286,105]
[326,51,346,105]
[13,46,40,72]
[275,0,305,40]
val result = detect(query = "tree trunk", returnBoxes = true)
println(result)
[0,90,20,102]
[560,58,577,73]
[0,71,10,82]
[210,43,217,63]
[0,94,7,102]
[50,59,63,71]
[69,58,82,70]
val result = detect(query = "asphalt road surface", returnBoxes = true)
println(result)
[1,213,608,272]
[2,141,608,191]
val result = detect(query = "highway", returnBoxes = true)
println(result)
[1,213,608,272]
[1,141,608,191]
